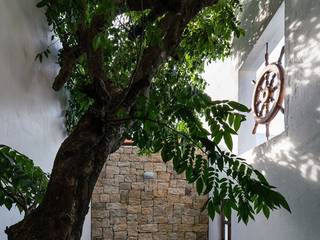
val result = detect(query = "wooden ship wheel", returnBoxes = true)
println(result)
[252,43,285,140]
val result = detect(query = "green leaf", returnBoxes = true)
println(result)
[234,115,242,131]
[228,114,234,126]
[161,144,173,162]
[217,157,224,171]
[196,177,204,195]
[263,205,270,218]
[223,133,233,151]
[208,200,215,220]
[223,200,232,220]
[228,101,250,112]
[254,170,269,186]
[213,131,223,144]
[4,198,12,210]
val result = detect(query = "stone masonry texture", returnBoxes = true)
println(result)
[92,146,208,240]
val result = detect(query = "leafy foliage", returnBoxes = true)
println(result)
[129,94,290,223]
[33,0,291,223]
[0,145,48,216]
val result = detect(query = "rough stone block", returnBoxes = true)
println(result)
[110,153,120,161]
[158,172,171,181]
[127,223,138,236]
[168,188,185,195]
[120,182,131,190]
[127,214,138,222]
[128,205,141,214]
[152,233,167,240]
[110,209,127,218]
[182,215,195,224]
[92,209,109,219]
[118,162,130,167]
[141,191,153,200]
[100,194,110,203]
[102,227,113,240]
[154,163,167,171]
[120,190,129,204]
[138,233,153,240]
[192,224,208,232]
[141,207,153,215]
[139,224,158,232]
[110,216,126,225]
[92,202,106,210]
[106,203,123,210]
[177,224,193,232]
[106,166,120,175]
[154,205,167,216]
[125,175,137,182]
[132,182,144,190]
[114,175,125,183]
[158,223,173,232]
[168,216,181,224]
[113,224,127,231]
[141,200,153,207]
[110,193,121,203]
[185,232,197,240]
[104,186,119,194]
[119,167,130,174]
[114,231,128,239]
[154,216,168,224]
[92,227,102,237]
[196,232,208,240]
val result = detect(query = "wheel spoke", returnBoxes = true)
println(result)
[269,73,277,87]
[259,104,266,116]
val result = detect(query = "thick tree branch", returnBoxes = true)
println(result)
[80,13,120,103]
[119,0,219,110]
[52,45,80,91]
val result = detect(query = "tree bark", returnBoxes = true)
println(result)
[5,1,218,239]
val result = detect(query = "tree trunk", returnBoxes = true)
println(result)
[6,103,127,240]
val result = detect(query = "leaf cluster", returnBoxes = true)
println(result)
[0,145,49,216]
[128,86,290,223]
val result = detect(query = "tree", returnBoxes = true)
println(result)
[4,0,290,239]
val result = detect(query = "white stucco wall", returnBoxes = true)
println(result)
[207,0,320,239]
[0,1,91,239]
[234,1,320,239]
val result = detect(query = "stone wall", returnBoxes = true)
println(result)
[92,146,208,240]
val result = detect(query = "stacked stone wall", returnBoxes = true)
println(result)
[92,146,208,240]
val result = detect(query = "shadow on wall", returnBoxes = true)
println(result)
[239,133,320,240]
[233,1,320,239]
[234,0,283,67]
[285,1,320,146]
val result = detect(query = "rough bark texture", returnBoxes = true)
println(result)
[6,1,217,239]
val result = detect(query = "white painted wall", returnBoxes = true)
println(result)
[0,1,90,239]
[206,0,320,239]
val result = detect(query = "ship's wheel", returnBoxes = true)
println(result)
[252,43,285,139]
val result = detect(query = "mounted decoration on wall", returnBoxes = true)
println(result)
[251,43,285,140]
